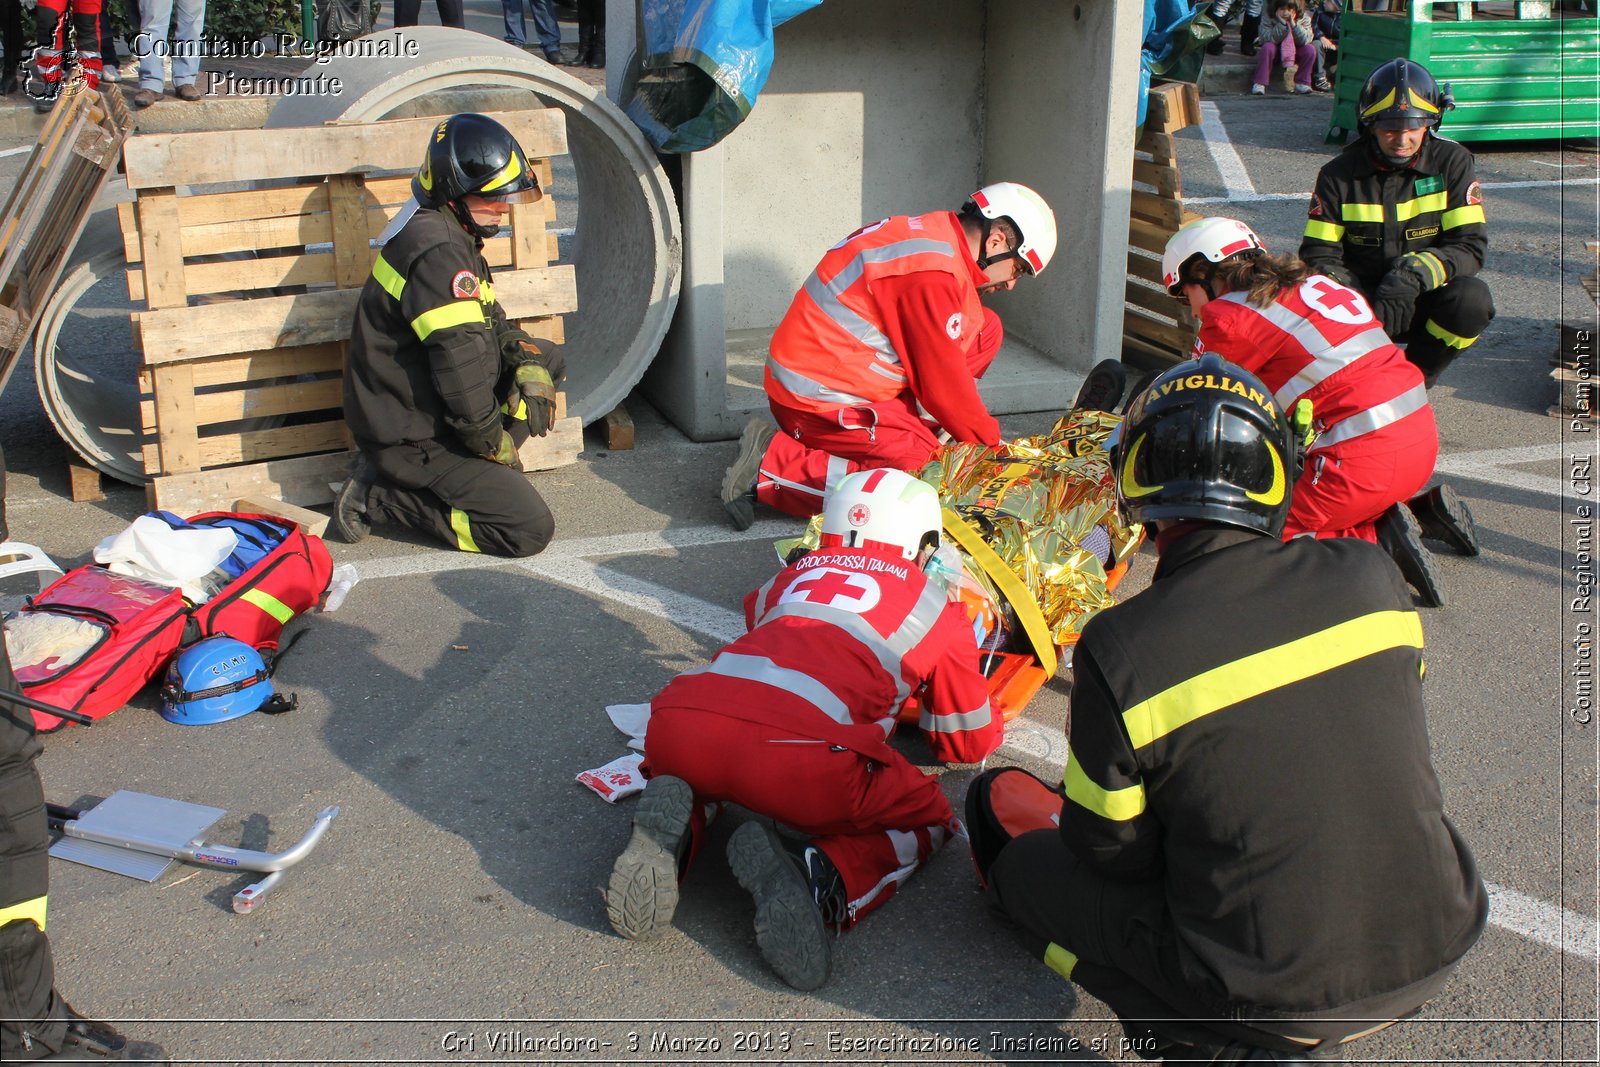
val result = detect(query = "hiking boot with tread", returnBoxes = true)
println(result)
[1408,484,1479,557]
[605,775,694,941]
[727,821,832,991]
[1376,502,1444,608]
[720,418,775,531]
[36,1004,169,1062]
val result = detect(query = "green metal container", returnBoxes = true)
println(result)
[1327,1,1600,143]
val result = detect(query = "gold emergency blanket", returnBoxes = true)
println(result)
[779,410,1144,670]
[920,409,1145,666]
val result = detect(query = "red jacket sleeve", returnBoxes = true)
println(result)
[875,272,1002,446]
[1198,301,1272,378]
[917,605,1003,764]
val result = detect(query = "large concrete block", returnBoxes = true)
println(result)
[612,0,1142,441]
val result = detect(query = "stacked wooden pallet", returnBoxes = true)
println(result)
[0,82,133,396]
[116,109,582,515]
[1123,80,1203,371]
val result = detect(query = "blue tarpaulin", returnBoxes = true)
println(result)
[1140,1,1216,129]
[623,0,823,153]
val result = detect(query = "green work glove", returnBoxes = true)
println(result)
[490,428,522,470]
[513,362,557,438]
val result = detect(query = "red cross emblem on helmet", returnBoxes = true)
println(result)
[847,503,870,527]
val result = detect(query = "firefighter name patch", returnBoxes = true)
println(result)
[451,270,480,299]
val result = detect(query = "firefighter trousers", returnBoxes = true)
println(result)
[642,705,957,928]
[363,422,554,558]
[755,308,1004,518]
[1359,275,1495,385]
[0,551,68,1059]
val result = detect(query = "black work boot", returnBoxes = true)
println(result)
[330,456,375,544]
[1405,340,1461,389]
[37,1004,168,1062]
[726,822,842,991]
[1407,484,1479,556]
[720,417,775,531]
[1072,358,1128,413]
[1376,503,1444,608]
[1206,9,1234,54]
[605,775,694,941]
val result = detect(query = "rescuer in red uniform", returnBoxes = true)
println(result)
[719,183,1058,529]
[607,468,1000,991]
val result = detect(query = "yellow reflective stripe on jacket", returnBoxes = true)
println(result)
[1122,610,1425,751]
[1341,202,1384,223]
[412,300,486,341]
[372,254,406,302]
[1395,191,1448,222]
[1304,219,1344,243]
[241,588,294,624]
[1410,251,1447,289]
[1425,318,1479,349]
[1044,942,1079,981]
[0,894,47,931]
[450,507,482,553]
[1442,204,1486,230]
[479,279,496,305]
[1064,746,1147,822]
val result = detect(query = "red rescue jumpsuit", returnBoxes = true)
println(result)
[755,212,1005,519]
[32,0,103,94]
[641,546,1000,927]
[1196,274,1438,542]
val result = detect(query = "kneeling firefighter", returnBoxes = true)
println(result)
[335,113,566,558]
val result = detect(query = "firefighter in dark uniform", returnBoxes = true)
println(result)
[334,113,565,557]
[1,445,165,1062]
[964,355,1488,1062]
[1299,57,1493,389]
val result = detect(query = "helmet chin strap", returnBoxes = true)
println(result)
[449,198,500,240]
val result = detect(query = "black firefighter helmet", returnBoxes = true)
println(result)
[1358,58,1452,134]
[412,113,541,237]
[1113,353,1296,538]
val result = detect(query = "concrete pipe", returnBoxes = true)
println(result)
[266,27,682,427]
[31,207,149,483]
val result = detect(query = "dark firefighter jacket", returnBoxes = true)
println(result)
[1062,525,1487,1017]
[344,206,508,455]
[1299,134,1487,292]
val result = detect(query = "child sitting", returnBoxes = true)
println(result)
[1251,0,1315,95]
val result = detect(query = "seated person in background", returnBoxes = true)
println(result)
[606,469,1000,991]
[1251,0,1315,95]
[1163,215,1477,607]
[1310,0,1340,91]
[965,355,1488,1063]
[1299,58,1493,388]
[719,183,1057,530]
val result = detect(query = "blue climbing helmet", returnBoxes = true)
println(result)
[160,637,275,725]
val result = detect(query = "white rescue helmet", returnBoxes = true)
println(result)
[1161,217,1266,295]
[965,182,1058,276]
[820,468,942,562]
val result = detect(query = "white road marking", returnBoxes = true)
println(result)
[0,145,34,159]
[1198,101,1258,202]
[342,496,1597,959]
[1485,882,1599,960]
[1433,442,1573,499]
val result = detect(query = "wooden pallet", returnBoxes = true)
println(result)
[0,81,133,397]
[116,109,583,515]
[1123,80,1203,371]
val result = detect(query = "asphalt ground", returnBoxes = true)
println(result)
[1,63,1598,1066]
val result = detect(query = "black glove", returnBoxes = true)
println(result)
[458,407,505,459]
[497,325,566,384]
[511,362,557,438]
[1371,266,1424,339]
[489,428,522,470]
